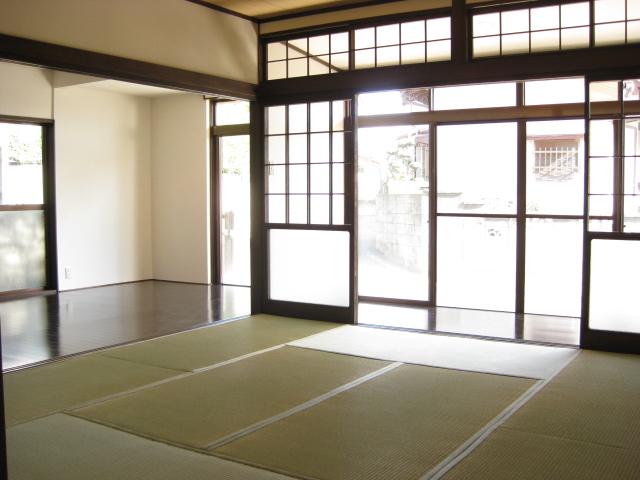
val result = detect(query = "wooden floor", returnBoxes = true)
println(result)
[358,302,580,346]
[0,281,250,371]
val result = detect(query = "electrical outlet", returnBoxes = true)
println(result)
[64,267,72,280]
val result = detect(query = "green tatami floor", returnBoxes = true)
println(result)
[5,314,640,480]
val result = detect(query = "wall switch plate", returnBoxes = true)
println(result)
[64,267,72,280]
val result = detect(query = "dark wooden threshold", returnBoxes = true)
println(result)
[0,289,55,302]
[0,33,256,100]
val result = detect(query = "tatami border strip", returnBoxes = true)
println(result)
[205,361,404,451]
[66,345,287,412]
[421,349,582,480]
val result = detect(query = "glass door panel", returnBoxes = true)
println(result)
[357,125,430,302]
[0,121,47,293]
[219,135,250,286]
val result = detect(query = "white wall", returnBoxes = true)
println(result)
[0,62,52,119]
[0,0,258,84]
[150,94,209,284]
[54,86,153,290]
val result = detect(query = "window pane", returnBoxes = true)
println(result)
[309,56,330,76]
[474,13,500,37]
[525,78,584,105]
[433,82,517,110]
[628,20,640,42]
[377,24,399,46]
[267,42,286,61]
[220,135,250,286]
[594,0,626,23]
[473,36,500,57]
[561,27,590,49]
[595,22,626,46]
[0,123,43,205]
[589,239,640,333]
[289,195,307,224]
[358,125,430,301]
[531,5,559,31]
[426,17,451,40]
[310,194,330,224]
[289,164,308,194]
[267,136,285,164]
[426,40,451,62]
[376,46,400,67]
[332,132,344,163]
[310,164,330,193]
[288,104,307,133]
[269,229,350,307]
[310,102,330,132]
[287,38,307,58]
[502,9,529,34]
[267,195,285,223]
[437,216,516,311]
[590,81,619,102]
[402,43,426,64]
[402,20,425,43]
[331,32,349,53]
[330,53,349,71]
[288,58,308,77]
[288,134,307,164]
[355,48,376,69]
[215,101,250,125]
[308,35,329,55]
[525,219,583,317]
[332,195,344,224]
[332,101,346,131]
[267,106,286,135]
[526,120,584,215]
[561,2,590,28]
[531,29,559,52]
[502,33,530,54]
[589,119,615,156]
[358,88,431,116]
[355,28,375,49]
[624,195,640,232]
[310,133,330,163]
[266,165,285,193]
[437,122,517,214]
[267,61,286,80]
[332,163,344,193]
[0,210,46,291]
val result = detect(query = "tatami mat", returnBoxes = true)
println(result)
[101,314,340,371]
[289,325,577,379]
[441,350,640,479]
[499,350,640,449]
[441,427,640,480]
[72,346,389,449]
[3,355,180,427]
[213,363,535,480]
[7,414,295,480]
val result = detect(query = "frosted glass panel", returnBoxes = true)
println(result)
[525,219,583,317]
[589,239,640,333]
[437,216,516,312]
[269,229,350,307]
[0,210,46,292]
[437,122,517,214]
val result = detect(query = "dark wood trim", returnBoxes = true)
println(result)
[263,299,352,323]
[451,0,468,65]
[250,101,264,314]
[210,101,222,285]
[258,44,640,99]
[0,288,55,302]
[0,33,256,100]
[0,320,6,480]
[258,0,437,24]
[515,119,526,313]
[183,0,259,23]
[359,296,431,307]
[0,114,52,125]
[0,204,43,211]
[43,122,58,291]
[213,124,252,136]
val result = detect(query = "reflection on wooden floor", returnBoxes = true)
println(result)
[0,281,250,370]
[358,302,580,346]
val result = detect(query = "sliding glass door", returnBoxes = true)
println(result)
[0,120,52,294]
[358,125,430,303]
[436,122,518,311]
